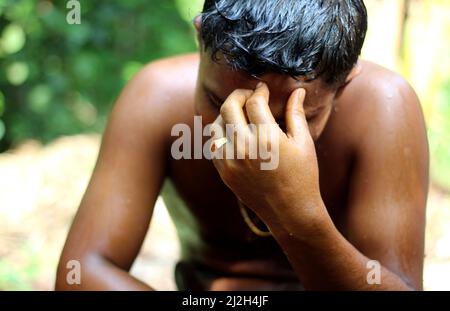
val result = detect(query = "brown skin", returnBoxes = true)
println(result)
[55,21,429,290]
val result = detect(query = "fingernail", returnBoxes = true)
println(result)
[256,82,264,88]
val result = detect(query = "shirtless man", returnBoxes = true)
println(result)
[56,0,428,290]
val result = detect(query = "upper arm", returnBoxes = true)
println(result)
[59,63,173,271]
[344,75,429,289]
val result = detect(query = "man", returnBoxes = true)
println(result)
[56,0,428,290]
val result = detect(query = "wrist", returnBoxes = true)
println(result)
[264,197,337,245]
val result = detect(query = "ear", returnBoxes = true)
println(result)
[193,14,202,32]
[344,61,362,84]
[193,14,203,49]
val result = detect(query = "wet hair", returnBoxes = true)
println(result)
[200,0,367,85]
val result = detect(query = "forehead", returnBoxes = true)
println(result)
[200,53,327,101]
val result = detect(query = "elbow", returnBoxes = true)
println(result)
[55,253,84,291]
[55,250,100,291]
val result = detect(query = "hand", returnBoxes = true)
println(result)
[211,82,325,226]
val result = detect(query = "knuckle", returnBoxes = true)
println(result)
[236,89,252,96]
[219,102,230,116]
[230,89,250,100]
[246,95,264,107]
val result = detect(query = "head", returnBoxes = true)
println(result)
[194,0,367,140]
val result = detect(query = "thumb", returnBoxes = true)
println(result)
[285,88,307,140]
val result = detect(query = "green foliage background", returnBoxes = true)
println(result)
[0,0,203,151]
[0,0,449,191]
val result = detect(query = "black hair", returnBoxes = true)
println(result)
[201,0,367,85]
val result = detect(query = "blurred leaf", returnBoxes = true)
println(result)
[0,23,26,54]
[122,61,143,82]
[6,61,29,85]
[28,84,52,114]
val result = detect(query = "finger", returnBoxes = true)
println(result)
[210,115,226,170]
[245,82,277,125]
[220,89,253,127]
[212,153,225,173]
[213,108,251,160]
[211,137,228,152]
[234,125,253,160]
[285,88,308,140]
[210,115,226,152]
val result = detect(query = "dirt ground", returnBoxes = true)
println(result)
[0,134,449,290]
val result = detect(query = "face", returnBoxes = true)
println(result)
[193,16,341,141]
[195,53,339,141]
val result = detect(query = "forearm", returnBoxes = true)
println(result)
[264,201,414,291]
[55,254,154,291]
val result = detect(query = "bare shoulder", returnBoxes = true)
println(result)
[134,52,199,100]
[335,60,427,154]
[110,53,200,139]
